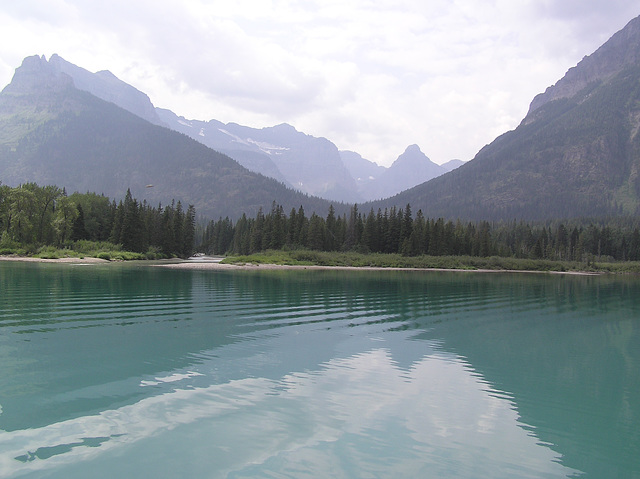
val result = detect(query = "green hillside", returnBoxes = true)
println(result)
[0,59,334,220]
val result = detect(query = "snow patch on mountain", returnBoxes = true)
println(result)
[245,138,289,155]
[217,128,289,155]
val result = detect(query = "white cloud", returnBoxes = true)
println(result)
[0,347,576,478]
[1,0,639,165]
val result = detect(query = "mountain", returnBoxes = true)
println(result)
[155,109,291,186]
[47,54,164,127]
[342,145,450,201]
[376,15,640,220]
[339,150,386,195]
[361,145,444,201]
[25,54,462,204]
[527,17,640,117]
[0,55,334,219]
[24,54,361,203]
[157,110,362,203]
[162,106,456,202]
[440,159,465,173]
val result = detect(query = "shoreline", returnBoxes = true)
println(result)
[0,254,604,275]
[156,260,604,275]
[0,255,110,264]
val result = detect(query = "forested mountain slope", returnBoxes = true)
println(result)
[0,55,334,219]
[375,15,640,221]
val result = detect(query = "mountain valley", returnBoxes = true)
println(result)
[3,15,640,222]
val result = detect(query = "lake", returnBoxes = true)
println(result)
[0,261,639,478]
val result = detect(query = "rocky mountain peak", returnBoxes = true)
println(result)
[46,54,163,126]
[526,15,640,119]
[393,144,432,167]
[1,54,73,96]
[404,144,421,153]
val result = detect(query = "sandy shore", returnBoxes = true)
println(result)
[157,260,603,275]
[0,255,110,264]
[0,255,603,275]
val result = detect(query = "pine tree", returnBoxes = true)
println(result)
[362,209,377,253]
[307,213,325,251]
[296,205,308,246]
[182,204,196,257]
[249,208,265,253]
[119,191,145,253]
[161,202,177,256]
[399,203,413,246]
[173,201,184,255]
[409,210,426,255]
[288,207,297,246]
[325,205,338,250]
[71,203,89,241]
[233,214,251,254]
[109,200,124,245]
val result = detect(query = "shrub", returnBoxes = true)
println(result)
[0,245,27,256]
[74,240,121,254]
[35,246,62,259]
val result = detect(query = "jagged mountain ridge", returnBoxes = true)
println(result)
[159,112,461,203]
[159,113,362,203]
[339,150,386,190]
[0,55,335,219]
[155,108,291,186]
[17,54,455,203]
[374,15,640,220]
[48,54,164,126]
[527,16,640,117]
[340,147,463,201]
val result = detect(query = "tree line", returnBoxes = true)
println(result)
[0,182,196,257]
[202,202,640,262]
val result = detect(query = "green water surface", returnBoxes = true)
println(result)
[0,262,639,478]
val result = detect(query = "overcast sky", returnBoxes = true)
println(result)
[1,1,639,166]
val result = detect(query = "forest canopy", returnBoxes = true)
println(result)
[0,182,195,258]
[202,202,640,263]
[4,183,640,265]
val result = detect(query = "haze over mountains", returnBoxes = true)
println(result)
[154,112,464,202]
[157,110,362,203]
[0,55,333,219]
[2,14,640,221]
[380,14,640,220]
[5,53,457,204]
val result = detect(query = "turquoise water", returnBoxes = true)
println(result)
[0,262,639,478]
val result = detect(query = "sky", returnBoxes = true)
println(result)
[1,1,639,167]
